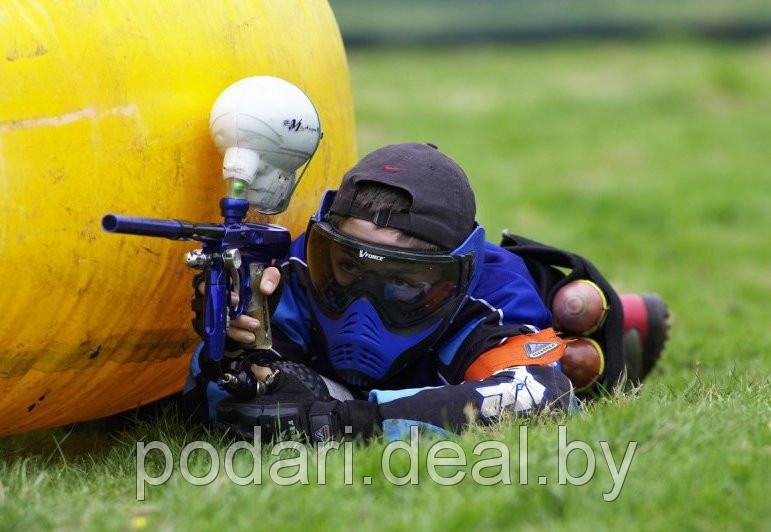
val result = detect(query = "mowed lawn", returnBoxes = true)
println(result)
[2,41,770,530]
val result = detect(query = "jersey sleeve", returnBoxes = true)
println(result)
[270,233,314,353]
[368,365,576,440]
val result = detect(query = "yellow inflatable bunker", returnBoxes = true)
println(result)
[0,1,356,434]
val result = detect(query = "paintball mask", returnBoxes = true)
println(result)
[305,212,486,387]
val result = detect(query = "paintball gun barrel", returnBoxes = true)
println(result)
[101,215,225,241]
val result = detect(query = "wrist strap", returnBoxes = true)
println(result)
[309,401,341,442]
[342,400,382,439]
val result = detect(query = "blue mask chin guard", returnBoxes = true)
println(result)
[305,191,486,387]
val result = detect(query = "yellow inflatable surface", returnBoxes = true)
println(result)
[0,1,356,434]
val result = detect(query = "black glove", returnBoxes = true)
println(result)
[215,361,381,442]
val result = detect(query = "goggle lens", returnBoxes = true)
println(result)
[306,222,469,328]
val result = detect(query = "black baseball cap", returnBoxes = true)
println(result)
[329,143,476,250]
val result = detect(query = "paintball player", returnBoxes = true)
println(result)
[182,142,667,441]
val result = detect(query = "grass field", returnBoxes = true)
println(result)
[331,0,771,45]
[2,41,770,530]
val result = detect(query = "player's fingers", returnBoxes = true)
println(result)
[260,267,281,295]
[228,315,260,343]
[231,314,259,331]
[228,328,256,344]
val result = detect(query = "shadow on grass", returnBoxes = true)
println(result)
[0,394,203,464]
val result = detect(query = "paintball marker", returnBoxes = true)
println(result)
[102,76,322,382]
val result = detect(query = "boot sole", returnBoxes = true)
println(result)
[640,294,670,377]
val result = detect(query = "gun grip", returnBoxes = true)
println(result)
[243,263,273,350]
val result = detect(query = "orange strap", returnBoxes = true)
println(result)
[464,328,566,381]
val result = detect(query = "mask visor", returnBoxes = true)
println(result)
[306,222,471,329]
